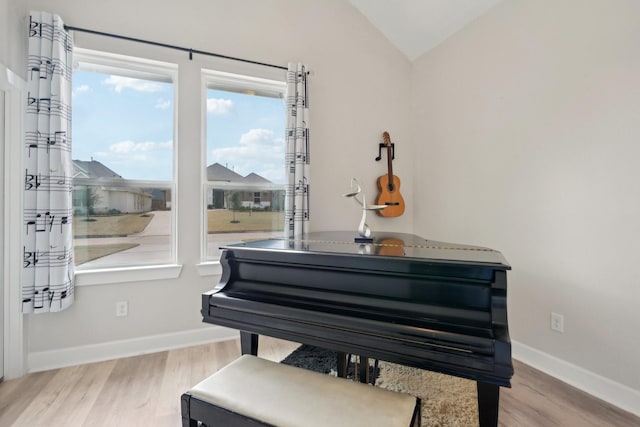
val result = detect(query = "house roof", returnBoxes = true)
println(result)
[206,163,245,182]
[243,172,271,184]
[73,159,271,184]
[206,162,271,184]
[73,160,123,179]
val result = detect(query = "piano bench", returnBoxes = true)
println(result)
[181,354,421,427]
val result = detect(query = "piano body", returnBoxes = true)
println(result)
[202,231,513,426]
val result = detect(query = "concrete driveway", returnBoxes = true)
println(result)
[74,210,172,268]
[75,210,280,268]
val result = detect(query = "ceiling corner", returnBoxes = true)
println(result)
[348,0,503,61]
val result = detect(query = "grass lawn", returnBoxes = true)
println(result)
[73,213,154,237]
[71,210,284,265]
[207,209,284,233]
[73,210,284,236]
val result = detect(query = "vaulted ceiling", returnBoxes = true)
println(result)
[348,0,503,61]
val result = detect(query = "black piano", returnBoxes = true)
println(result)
[202,231,513,426]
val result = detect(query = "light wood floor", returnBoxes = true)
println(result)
[1,336,638,427]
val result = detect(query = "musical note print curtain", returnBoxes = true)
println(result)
[23,11,74,313]
[284,63,310,239]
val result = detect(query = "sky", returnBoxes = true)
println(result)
[206,88,286,184]
[72,70,286,183]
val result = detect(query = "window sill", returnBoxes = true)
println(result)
[75,264,183,286]
[196,261,223,277]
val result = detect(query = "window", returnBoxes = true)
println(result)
[72,49,176,270]
[203,70,286,260]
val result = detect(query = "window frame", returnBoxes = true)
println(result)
[72,48,181,285]
[197,68,287,274]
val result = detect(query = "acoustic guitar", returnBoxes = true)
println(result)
[375,131,405,217]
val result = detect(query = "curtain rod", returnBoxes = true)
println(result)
[63,25,288,71]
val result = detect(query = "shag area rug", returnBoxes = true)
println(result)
[281,345,479,427]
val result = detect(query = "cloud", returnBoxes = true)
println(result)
[109,140,135,153]
[155,98,171,110]
[103,75,164,93]
[207,98,233,115]
[239,129,280,146]
[73,84,90,96]
[109,140,172,153]
[211,129,285,183]
[95,140,173,180]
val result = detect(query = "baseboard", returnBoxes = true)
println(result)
[27,326,239,373]
[512,340,640,417]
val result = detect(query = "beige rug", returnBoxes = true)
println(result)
[281,345,479,426]
[376,361,478,427]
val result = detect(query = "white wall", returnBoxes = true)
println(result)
[412,0,640,394]
[3,0,27,380]
[0,0,7,380]
[1,0,8,65]
[17,0,413,355]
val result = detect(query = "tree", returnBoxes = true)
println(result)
[229,191,241,223]
[86,187,101,215]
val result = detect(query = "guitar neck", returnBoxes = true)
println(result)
[386,145,395,190]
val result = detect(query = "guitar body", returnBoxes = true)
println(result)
[375,131,405,217]
[376,174,405,217]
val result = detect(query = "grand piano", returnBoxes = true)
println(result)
[202,231,513,426]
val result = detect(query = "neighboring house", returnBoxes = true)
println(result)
[205,162,283,210]
[72,159,153,214]
[149,188,172,211]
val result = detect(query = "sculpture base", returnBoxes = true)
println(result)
[354,236,374,243]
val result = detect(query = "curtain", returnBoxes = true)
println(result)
[23,11,74,313]
[284,63,310,239]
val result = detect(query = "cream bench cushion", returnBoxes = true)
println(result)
[185,354,420,427]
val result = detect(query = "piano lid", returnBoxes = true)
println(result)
[221,231,511,269]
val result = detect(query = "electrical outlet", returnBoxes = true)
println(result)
[551,312,564,333]
[116,301,128,317]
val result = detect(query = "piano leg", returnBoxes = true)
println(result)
[358,356,370,384]
[336,352,348,378]
[476,381,500,427]
[335,354,372,384]
[240,331,258,355]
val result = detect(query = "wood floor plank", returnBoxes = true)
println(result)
[153,345,196,422]
[0,369,59,426]
[82,350,168,427]
[154,341,231,422]
[500,360,639,427]
[11,359,116,427]
[1,337,638,427]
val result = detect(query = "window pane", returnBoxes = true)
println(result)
[205,85,286,260]
[73,70,173,181]
[73,182,172,269]
[72,64,174,269]
[205,183,284,258]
